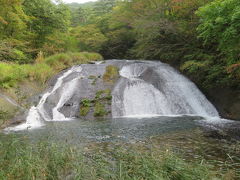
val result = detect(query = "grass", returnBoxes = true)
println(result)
[79,89,112,117]
[0,110,10,127]
[80,99,91,116]
[0,52,103,89]
[88,75,98,85]
[94,102,107,117]
[95,89,112,101]
[0,135,222,180]
[92,89,112,117]
[103,65,119,84]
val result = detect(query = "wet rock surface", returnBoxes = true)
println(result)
[41,60,131,120]
[205,87,240,121]
[5,60,239,134]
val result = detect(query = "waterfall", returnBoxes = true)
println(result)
[52,78,79,121]
[122,79,172,117]
[112,61,219,118]
[5,60,219,132]
[5,66,83,131]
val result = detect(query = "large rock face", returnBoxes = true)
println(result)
[5,60,225,131]
[0,80,45,128]
[40,60,129,120]
[27,60,218,123]
[205,87,240,120]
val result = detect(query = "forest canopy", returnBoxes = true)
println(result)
[0,0,240,89]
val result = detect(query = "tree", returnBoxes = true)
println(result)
[93,0,117,16]
[23,0,71,47]
[0,0,28,39]
[71,25,108,52]
[101,28,136,59]
[197,0,240,64]
[71,7,88,26]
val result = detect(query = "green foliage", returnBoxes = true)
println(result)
[71,25,108,52]
[80,99,91,116]
[0,0,28,39]
[42,32,79,56]
[0,52,103,89]
[23,0,71,47]
[23,63,53,84]
[0,135,223,180]
[0,0,239,90]
[81,99,91,107]
[95,89,112,101]
[197,0,240,64]
[80,106,90,116]
[93,0,117,17]
[44,52,103,71]
[70,7,88,27]
[103,89,112,101]
[44,53,72,71]
[180,60,210,74]
[79,89,112,117]
[101,28,136,59]
[0,39,29,63]
[0,63,27,88]
[0,0,73,63]
[103,65,119,84]
[94,102,107,117]
[0,110,9,127]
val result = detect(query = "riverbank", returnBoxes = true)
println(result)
[0,129,239,180]
[0,52,103,129]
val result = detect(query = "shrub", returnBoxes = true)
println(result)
[180,60,209,73]
[44,53,73,71]
[23,63,54,84]
[196,0,240,64]
[0,63,27,88]
[44,52,103,71]
[0,40,29,63]
[71,25,108,52]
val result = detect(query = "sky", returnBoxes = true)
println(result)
[62,0,98,3]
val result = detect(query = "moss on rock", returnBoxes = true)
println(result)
[103,65,119,84]
[80,99,91,116]
[79,89,112,118]
[94,102,107,117]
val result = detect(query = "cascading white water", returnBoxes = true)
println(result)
[5,60,220,132]
[112,62,219,118]
[6,66,83,131]
[5,107,43,131]
[52,78,79,121]
[123,80,172,117]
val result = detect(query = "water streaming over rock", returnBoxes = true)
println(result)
[5,60,219,131]
[112,61,219,117]
[5,66,84,131]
